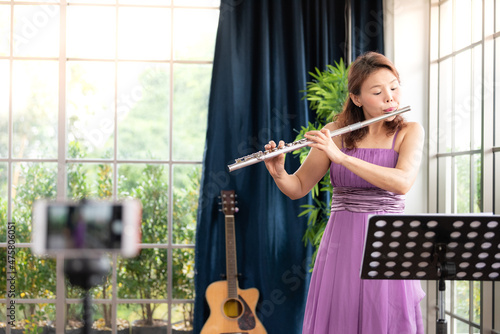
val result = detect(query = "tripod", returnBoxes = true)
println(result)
[360,214,500,334]
[65,257,111,334]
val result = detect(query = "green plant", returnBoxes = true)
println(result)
[294,59,349,268]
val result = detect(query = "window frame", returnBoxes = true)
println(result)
[428,0,499,333]
[0,1,219,332]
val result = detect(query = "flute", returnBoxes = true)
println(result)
[227,106,410,172]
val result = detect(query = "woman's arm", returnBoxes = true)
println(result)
[264,140,332,200]
[305,121,425,195]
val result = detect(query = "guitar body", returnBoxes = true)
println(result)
[201,280,267,334]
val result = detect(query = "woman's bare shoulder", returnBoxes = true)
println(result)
[324,121,342,131]
[395,121,424,151]
[401,121,424,137]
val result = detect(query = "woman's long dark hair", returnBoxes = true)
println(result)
[335,51,406,149]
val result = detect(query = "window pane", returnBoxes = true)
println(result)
[454,318,470,334]
[173,164,200,244]
[454,50,471,152]
[119,0,170,4]
[438,58,453,153]
[173,8,218,61]
[0,163,6,243]
[438,156,452,213]
[0,5,10,55]
[0,248,6,300]
[472,0,482,43]
[117,62,169,160]
[116,303,168,329]
[12,60,58,159]
[118,7,170,60]
[455,155,471,213]
[472,154,482,212]
[68,0,115,3]
[66,6,116,59]
[495,0,500,34]
[13,0,60,2]
[172,248,194,300]
[67,61,115,159]
[67,163,113,200]
[65,302,85,330]
[118,164,169,243]
[9,303,56,332]
[117,249,168,299]
[0,60,8,157]
[12,162,57,242]
[172,302,194,332]
[454,280,470,319]
[16,248,57,299]
[430,4,439,60]
[496,43,500,147]
[454,0,471,51]
[472,45,482,150]
[13,5,60,57]
[473,281,481,324]
[173,63,211,161]
[440,0,452,56]
[495,281,500,331]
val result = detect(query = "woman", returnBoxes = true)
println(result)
[264,51,425,333]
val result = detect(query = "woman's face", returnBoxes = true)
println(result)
[350,68,401,119]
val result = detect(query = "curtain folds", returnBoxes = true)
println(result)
[193,1,383,333]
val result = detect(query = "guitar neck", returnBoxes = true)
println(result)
[221,190,239,299]
[225,214,238,298]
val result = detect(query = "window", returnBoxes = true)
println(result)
[428,0,500,333]
[0,1,219,332]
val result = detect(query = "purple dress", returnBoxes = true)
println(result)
[302,131,425,334]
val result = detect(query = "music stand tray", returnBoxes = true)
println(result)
[361,214,500,334]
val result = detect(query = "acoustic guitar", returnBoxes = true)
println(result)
[201,190,267,334]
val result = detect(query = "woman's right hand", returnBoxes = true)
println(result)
[263,140,286,178]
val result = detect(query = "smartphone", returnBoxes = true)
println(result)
[32,199,142,258]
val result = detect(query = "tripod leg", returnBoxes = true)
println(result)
[436,279,447,334]
[83,290,92,334]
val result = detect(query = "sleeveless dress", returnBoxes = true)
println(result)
[302,130,425,334]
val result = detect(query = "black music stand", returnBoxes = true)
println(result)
[361,214,500,334]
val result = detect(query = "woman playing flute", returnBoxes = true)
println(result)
[264,51,425,334]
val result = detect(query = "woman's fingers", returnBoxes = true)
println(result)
[265,140,285,151]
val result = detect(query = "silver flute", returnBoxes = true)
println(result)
[227,106,410,172]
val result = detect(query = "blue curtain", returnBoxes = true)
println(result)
[351,0,385,60]
[193,1,383,333]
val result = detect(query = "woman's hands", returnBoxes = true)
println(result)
[262,127,338,200]
[304,128,346,165]
[263,140,286,178]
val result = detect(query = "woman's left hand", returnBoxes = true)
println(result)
[304,129,346,164]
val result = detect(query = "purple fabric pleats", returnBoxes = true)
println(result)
[331,187,405,213]
[302,146,425,334]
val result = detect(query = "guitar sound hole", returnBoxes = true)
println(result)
[223,298,243,319]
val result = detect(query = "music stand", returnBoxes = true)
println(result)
[360,214,500,334]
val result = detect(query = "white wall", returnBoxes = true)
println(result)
[384,0,429,215]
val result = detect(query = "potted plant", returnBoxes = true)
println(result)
[294,59,349,268]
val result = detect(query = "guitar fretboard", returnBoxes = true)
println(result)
[225,214,238,299]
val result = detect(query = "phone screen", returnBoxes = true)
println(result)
[46,202,124,250]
